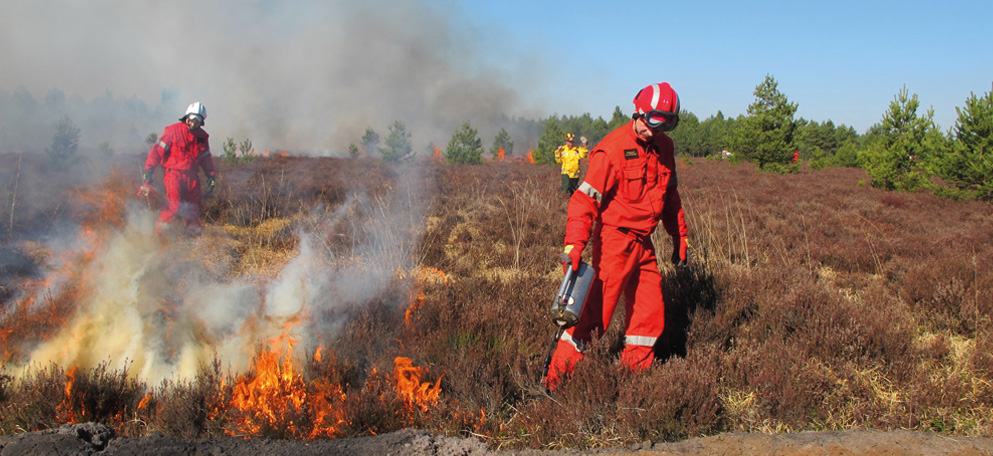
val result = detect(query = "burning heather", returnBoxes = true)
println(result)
[3,154,993,450]
[0,155,454,439]
[5,157,428,383]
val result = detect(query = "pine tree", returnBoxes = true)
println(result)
[46,115,80,170]
[941,90,993,199]
[734,74,798,171]
[490,128,514,158]
[534,117,565,165]
[361,128,379,158]
[607,106,629,131]
[445,121,484,164]
[859,86,945,191]
[380,121,412,162]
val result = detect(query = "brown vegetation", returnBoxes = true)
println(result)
[1,153,992,450]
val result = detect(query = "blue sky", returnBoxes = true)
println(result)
[1,0,990,151]
[460,0,993,133]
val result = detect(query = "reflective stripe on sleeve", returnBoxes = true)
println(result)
[157,140,170,151]
[577,181,601,204]
[198,149,211,160]
[625,335,657,347]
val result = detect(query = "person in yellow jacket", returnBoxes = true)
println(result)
[555,133,589,194]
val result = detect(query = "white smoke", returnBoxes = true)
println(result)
[15,163,429,384]
[0,0,551,155]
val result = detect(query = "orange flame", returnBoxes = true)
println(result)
[405,266,448,325]
[496,147,506,162]
[227,330,347,439]
[0,174,129,363]
[57,366,81,423]
[526,149,535,164]
[393,357,442,414]
[432,146,444,162]
[405,290,425,326]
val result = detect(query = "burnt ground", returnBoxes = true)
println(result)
[2,424,993,456]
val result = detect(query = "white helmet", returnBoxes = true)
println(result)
[181,102,207,123]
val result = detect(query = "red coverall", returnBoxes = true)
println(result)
[545,120,688,389]
[144,122,215,233]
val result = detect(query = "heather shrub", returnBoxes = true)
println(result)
[0,365,67,432]
[515,337,629,449]
[144,359,229,439]
[5,156,993,447]
[616,348,725,441]
[57,362,145,428]
[0,363,145,434]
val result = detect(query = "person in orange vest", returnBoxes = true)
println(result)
[141,102,217,236]
[554,133,589,194]
[546,82,690,391]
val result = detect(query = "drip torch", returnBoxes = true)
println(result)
[540,261,596,383]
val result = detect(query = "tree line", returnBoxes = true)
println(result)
[10,75,991,201]
[498,75,991,201]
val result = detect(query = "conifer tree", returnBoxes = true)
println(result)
[859,86,945,191]
[380,121,412,162]
[46,115,80,170]
[445,121,484,164]
[734,74,798,171]
[490,128,514,158]
[941,90,993,199]
[534,117,565,165]
[607,106,629,131]
[361,128,379,158]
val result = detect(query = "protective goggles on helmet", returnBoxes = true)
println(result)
[640,110,679,131]
[186,114,204,123]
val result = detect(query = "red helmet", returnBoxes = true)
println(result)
[633,82,680,131]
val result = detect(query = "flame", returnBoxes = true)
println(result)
[496,147,506,162]
[0,174,127,364]
[57,366,81,423]
[227,329,348,439]
[432,146,444,162]
[137,392,153,412]
[405,290,425,326]
[526,149,535,164]
[405,266,447,325]
[392,357,442,414]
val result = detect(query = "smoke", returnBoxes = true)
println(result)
[14,163,430,384]
[0,0,550,155]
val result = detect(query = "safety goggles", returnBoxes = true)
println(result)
[641,110,679,131]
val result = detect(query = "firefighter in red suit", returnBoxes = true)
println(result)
[142,102,216,236]
[545,82,690,390]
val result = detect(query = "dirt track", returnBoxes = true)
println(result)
[3,423,993,456]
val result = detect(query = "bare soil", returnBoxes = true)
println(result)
[3,423,993,456]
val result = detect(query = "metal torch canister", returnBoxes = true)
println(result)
[551,261,595,328]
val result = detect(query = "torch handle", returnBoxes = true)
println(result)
[539,326,566,386]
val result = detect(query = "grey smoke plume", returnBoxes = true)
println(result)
[15,163,429,383]
[0,0,551,154]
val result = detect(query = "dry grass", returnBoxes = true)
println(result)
[2,155,993,448]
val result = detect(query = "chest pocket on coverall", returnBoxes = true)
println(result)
[621,162,647,200]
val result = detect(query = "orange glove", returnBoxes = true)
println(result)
[562,244,584,272]
[671,237,690,267]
